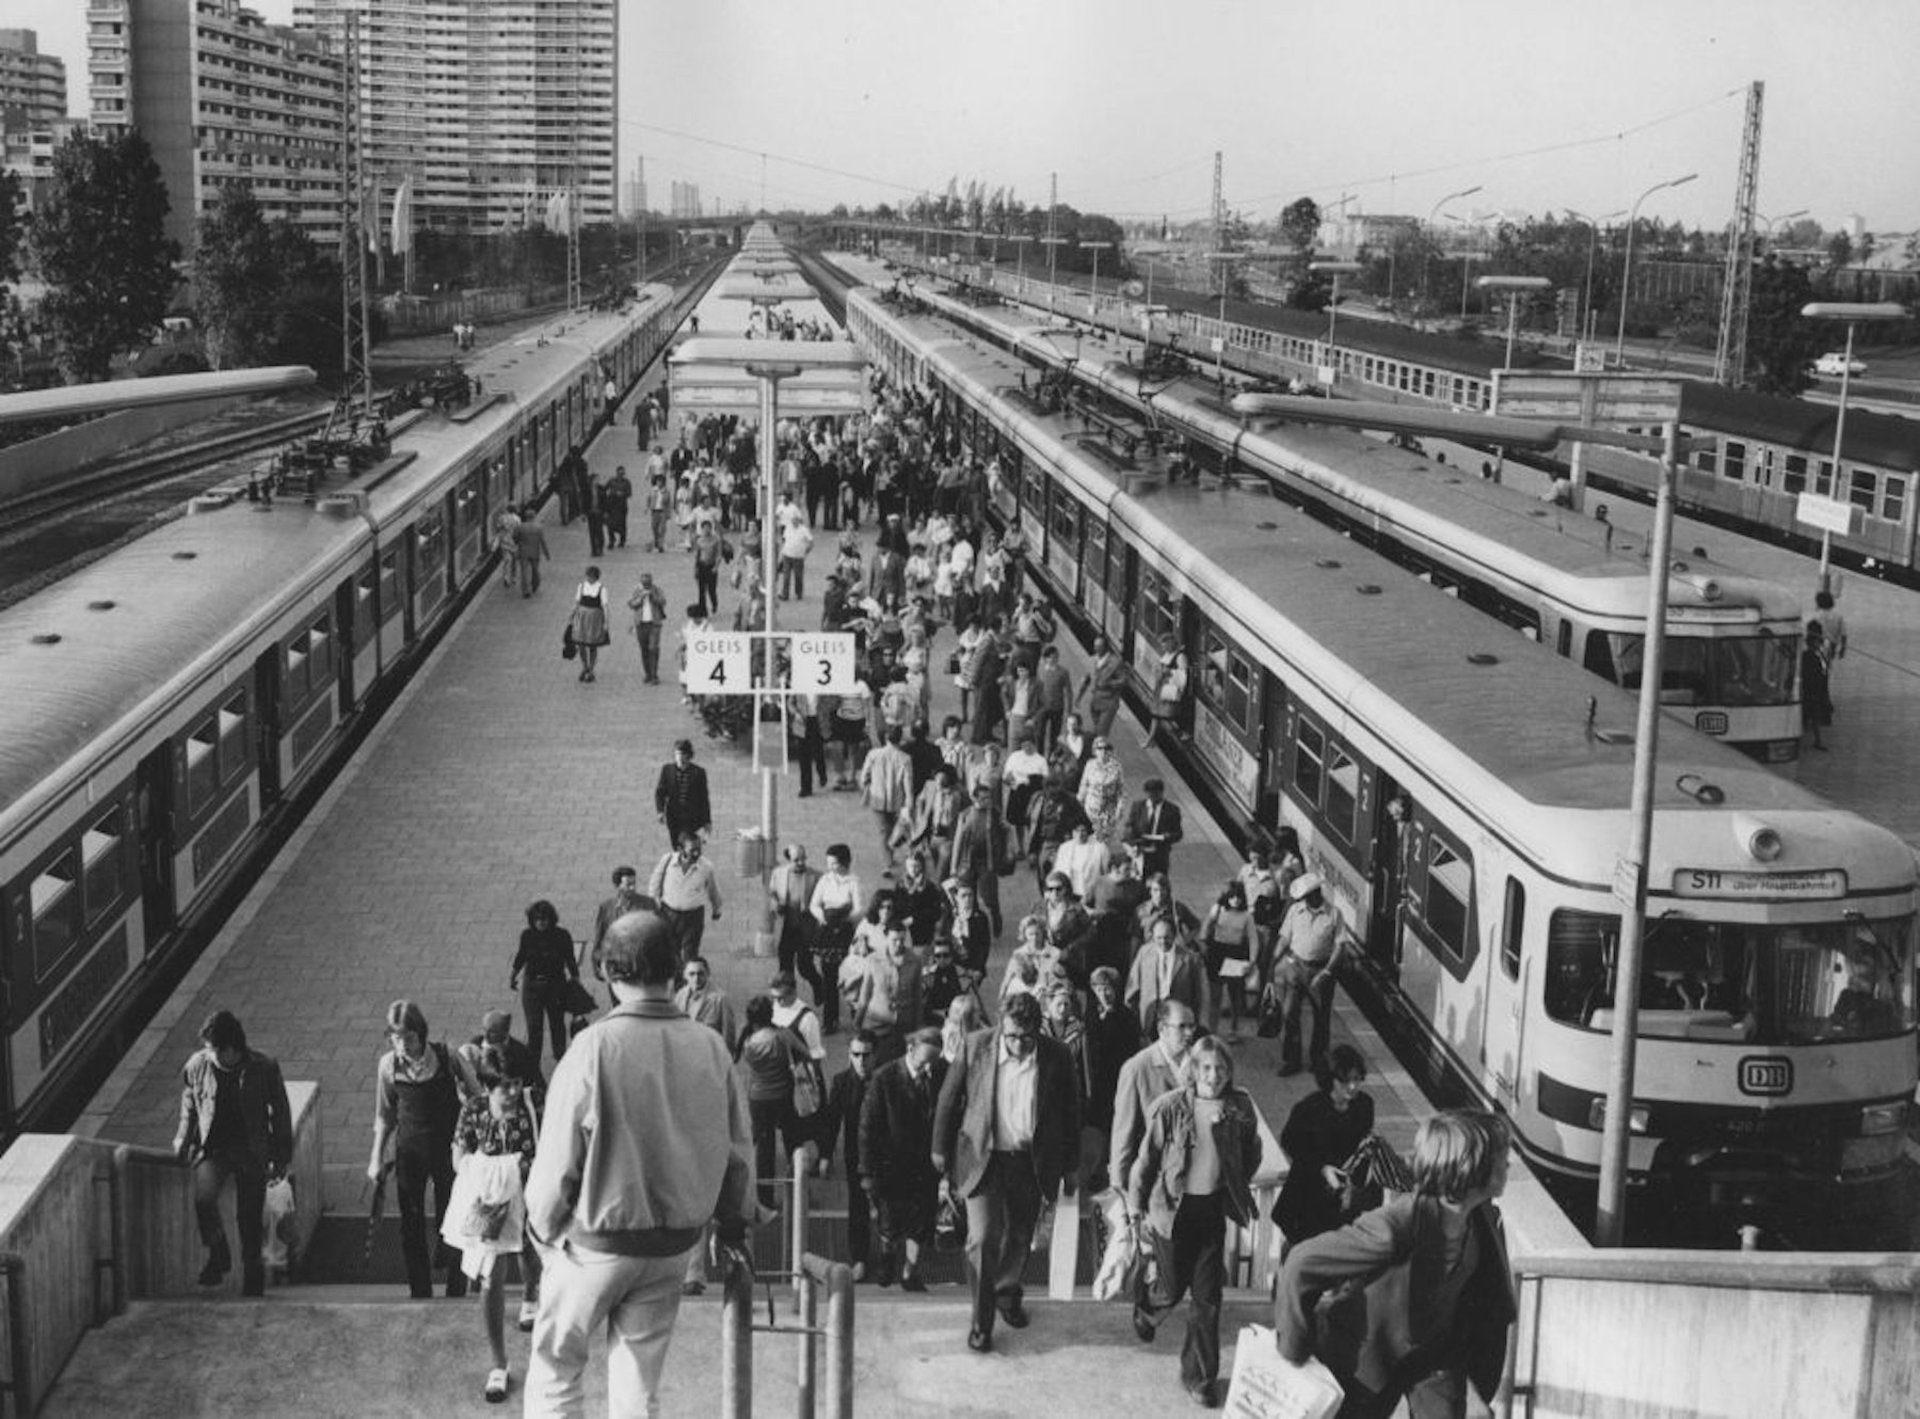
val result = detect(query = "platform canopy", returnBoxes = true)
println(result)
[668,339,868,419]
[0,365,316,425]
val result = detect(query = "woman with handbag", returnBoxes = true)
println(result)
[1200,880,1256,1037]
[442,1048,539,1404]
[1273,1045,1376,1251]
[736,995,817,1211]
[807,844,866,1034]
[1276,1110,1516,1419]
[567,566,612,683]
[509,900,578,1068]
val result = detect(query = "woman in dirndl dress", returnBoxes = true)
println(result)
[442,1045,538,1404]
[568,565,612,683]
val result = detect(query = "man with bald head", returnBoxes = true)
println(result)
[524,912,755,1416]
[1109,999,1198,1212]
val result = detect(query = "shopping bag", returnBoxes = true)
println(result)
[1223,1324,1344,1419]
[1092,1212,1148,1302]
[261,1176,297,1272]
[1047,1181,1080,1300]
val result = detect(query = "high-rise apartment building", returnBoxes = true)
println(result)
[670,180,701,219]
[293,0,616,236]
[86,0,345,253]
[0,29,69,126]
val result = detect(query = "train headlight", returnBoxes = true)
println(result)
[1587,1099,1650,1133]
[1731,813,1784,862]
[1860,1101,1908,1136]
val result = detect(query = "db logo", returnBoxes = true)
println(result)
[1694,711,1729,736]
[1738,1057,1792,1097]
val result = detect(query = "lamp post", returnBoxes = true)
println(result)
[1206,251,1247,391]
[1566,209,1626,344]
[1800,301,1906,591]
[1414,185,1481,309]
[1082,240,1113,319]
[1008,233,1033,295]
[1758,208,1808,251]
[1613,172,1697,368]
[1041,236,1069,316]
[1309,259,1363,358]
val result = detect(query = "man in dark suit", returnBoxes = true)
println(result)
[859,1026,948,1289]
[819,1029,880,1281]
[653,738,712,848]
[932,993,1082,1353]
[1124,917,1209,1034]
[1125,778,1185,881]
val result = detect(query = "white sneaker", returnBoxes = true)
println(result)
[518,1300,538,1332]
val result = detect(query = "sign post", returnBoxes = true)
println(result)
[1491,371,1684,511]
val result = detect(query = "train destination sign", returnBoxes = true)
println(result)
[1671,868,1848,900]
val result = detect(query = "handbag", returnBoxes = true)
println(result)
[556,977,599,1018]
[946,651,963,675]
[562,625,578,661]
[792,1062,824,1120]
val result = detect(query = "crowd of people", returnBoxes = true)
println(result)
[168,353,1521,1416]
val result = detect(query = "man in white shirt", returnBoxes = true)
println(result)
[779,515,815,601]
[1273,874,1345,1077]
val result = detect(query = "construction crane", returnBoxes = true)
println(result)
[1713,81,1765,387]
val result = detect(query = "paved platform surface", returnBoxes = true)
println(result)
[39,1291,1291,1419]
[76,338,1433,1224]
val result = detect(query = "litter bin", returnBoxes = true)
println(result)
[736,827,770,880]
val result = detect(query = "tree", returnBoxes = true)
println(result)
[259,222,348,379]
[194,184,278,369]
[1744,255,1819,397]
[0,168,23,291]
[1825,231,1854,272]
[1279,197,1320,258]
[30,128,181,382]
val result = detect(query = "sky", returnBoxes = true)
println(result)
[13,0,1918,234]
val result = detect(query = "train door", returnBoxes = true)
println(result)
[1367,775,1410,972]
[135,744,175,946]
[252,647,283,805]
[334,576,361,711]
[1480,872,1528,1109]
[1256,668,1288,832]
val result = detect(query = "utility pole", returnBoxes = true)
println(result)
[336,11,373,419]
[1713,81,1765,386]
[1211,151,1226,297]
[564,7,583,311]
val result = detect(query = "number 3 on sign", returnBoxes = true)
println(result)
[793,633,857,694]
[686,633,751,694]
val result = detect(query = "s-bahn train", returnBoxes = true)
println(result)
[850,283,1918,1229]
[840,257,1808,763]
[869,242,1920,582]
[0,287,681,1135]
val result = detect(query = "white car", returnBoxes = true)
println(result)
[1815,352,1867,377]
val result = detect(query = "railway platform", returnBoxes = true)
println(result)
[49,351,1450,1411]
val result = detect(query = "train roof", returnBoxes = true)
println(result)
[1680,380,1920,472]
[0,502,362,829]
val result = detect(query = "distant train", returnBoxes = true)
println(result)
[843,257,1808,762]
[870,243,1920,581]
[0,286,681,1135]
[850,282,1918,1232]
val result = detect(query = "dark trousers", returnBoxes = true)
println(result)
[637,623,663,682]
[749,1096,801,1210]
[846,1166,872,1270]
[694,562,720,616]
[395,1140,465,1299]
[1136,1193,1226,1391]
[194,1147,267,1285]
[1275,957,1336,1071]
[586,510,605,556]
[777,919,826,1003]
[814,952,845,1033]
[794,722,827,795]
[661,903,706,964]
[607,512,628,547]
[963,1151,1042,1338]
[522,979,569,1067]
[1034,707,1064,755]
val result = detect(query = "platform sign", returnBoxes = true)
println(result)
[789,632,859,694]
[1492,371,1682,426]
[686,632,751,694]
[1795,493,1854,536]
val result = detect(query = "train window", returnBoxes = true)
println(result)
[1848,468,1876,513]
[1813,459,1835,498]
[1722,441,1746,482]
[1295,718,1325,807]
[377,552,401,621]
[1883,476,1907,525]
[1137,567,1178,649]
[1694,444,1718,475]
[308,619,332,685]
[1782,454,1808,495]
[186,719,220,814]
[1421,840,1471,959]
[82,807,126,927]
[1500,879,1524,979]
[30,850,81,980]
[1324,748,1359,846]
[218,692,248,782]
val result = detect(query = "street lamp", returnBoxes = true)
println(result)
[1007,233,1034,294]
[1041,235,1069,316]
[1082,240,1113,318]
[1309,259,1363,355]
[1477,274,1553,482]
[1758,208,1808,250]
[1800,301,1906,590]
[1567,209,1626,344]
[1412,185,1482,308]
[1613,172,1698,367]
[1206,251,1248,390]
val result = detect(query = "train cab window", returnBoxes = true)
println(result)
[1324,749,1359,846]
[82,807,127,927]
[1294,719,1325,807]
[30,850,81,978]
[1500,879,1524,979]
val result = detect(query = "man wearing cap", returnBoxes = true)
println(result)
[1271,874,1345,1077]
[1125,780,1185,882]
[524,913,755,1416]
[654,739,711,850]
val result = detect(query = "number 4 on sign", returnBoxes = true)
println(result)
[686,633,751,694]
